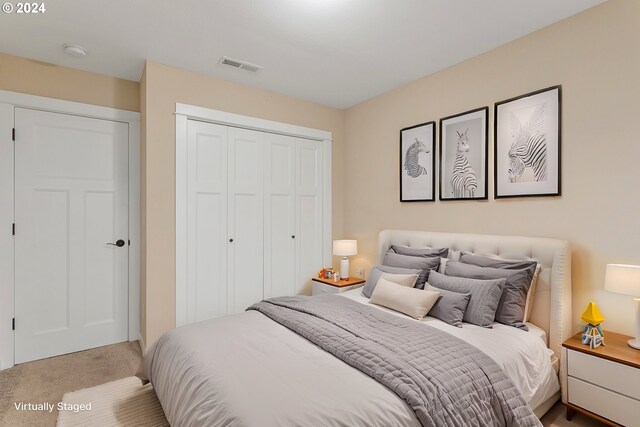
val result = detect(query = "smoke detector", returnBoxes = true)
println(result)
[63,44,88,58]
[219,56,263,73]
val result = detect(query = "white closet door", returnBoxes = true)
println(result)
[14,108,129,363]
[186,121,228,323]
[228,128,264,313]
[264,134,296,298]
[296,139,324,295]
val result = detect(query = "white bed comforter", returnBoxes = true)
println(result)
[139,289,558,427]
[340,289,559,410]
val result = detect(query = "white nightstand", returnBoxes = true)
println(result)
[311,276,365,296]
[562,331,640,426]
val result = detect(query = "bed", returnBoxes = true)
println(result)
[139,230,572,426]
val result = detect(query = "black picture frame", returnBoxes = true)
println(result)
[439,107,488,201]
[494,85,562,199]
[400,121,436,202]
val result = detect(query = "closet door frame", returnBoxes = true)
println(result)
[175,104,332,327]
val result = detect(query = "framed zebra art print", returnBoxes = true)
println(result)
[400,121,435,202]
[439,107,488,201]
[494,85,561,198]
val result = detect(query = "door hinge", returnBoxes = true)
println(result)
[12,223,15,236]
[12,128,15,141]
[128,239,131,246]
[12,318,15,331]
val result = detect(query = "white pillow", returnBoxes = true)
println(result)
[438,257,450,274]
[370,277,441,320]
[380,272,419,288]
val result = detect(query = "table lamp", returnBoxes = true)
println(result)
[333,240,357,280]
[604,264,640,349]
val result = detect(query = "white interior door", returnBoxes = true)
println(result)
[186,120,228,323]
[296,139,324,295]
[228,127,264,313]
[264,133,296,298]
[14,108,129,363]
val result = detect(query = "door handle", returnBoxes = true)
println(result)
[106,239,126,247]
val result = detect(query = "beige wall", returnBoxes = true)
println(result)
[139,65,148,347]
[141,61,345,346]
[0,52,139,112]
[344,0,640,336]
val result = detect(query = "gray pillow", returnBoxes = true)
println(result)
[459,253,540,324]
[363,265,426,298]
[390,245,449,258]
[428,270,505,327]
[425,284,470,327]
[445,261,533,330]
[382,252,441,289]
[459,252,537,276]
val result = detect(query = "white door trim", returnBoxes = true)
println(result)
[175,104,332,142]
[175,104,332,327]
[0,103,15,371]
[0,90,140,370]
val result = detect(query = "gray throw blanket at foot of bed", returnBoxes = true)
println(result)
[248,295,541,427]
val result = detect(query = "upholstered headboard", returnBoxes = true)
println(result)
[376,230,572,402]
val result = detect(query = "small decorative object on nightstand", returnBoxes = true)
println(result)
[604,264,640,349]
[318,268,335,280]
[581,301,605,349]
[563,331,640,426]
[312,276,365,296]
[333,240,358,280]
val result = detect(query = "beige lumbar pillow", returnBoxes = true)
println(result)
[524,264,542,322]
[380,272,419,287]
[370,277,441,320]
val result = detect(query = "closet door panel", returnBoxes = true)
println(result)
[296,139,323,295]
[264,134,296,298]
[187,121,228,323]
[228,128,264,313]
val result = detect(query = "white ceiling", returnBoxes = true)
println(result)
[0,0,605,108]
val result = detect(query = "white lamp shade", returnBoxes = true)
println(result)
[333,240,357,257]
[604,264,640,297]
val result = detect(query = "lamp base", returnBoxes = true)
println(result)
[631,298,640,350]
[340,257,350,281]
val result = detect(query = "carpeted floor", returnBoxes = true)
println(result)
[0,341,606,427]
[0,341,141,427]
[540,403,606,427]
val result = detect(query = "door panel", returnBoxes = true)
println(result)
[264,134,296,298]
[228,128,264,313]
[186,121,228,323]
[14,108,129,363]
[296,139,323,295]
[32,189,70,334]
[33,125,116,180]
[84,191,117,326]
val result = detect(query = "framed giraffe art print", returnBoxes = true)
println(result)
[400,121,436,202]
[439,107,489,201]
[494,85,561,198]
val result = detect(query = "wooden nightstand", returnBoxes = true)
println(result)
[562,330,640,426]
[311,276,365,296]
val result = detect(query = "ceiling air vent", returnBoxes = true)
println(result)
[219,56,263,73]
